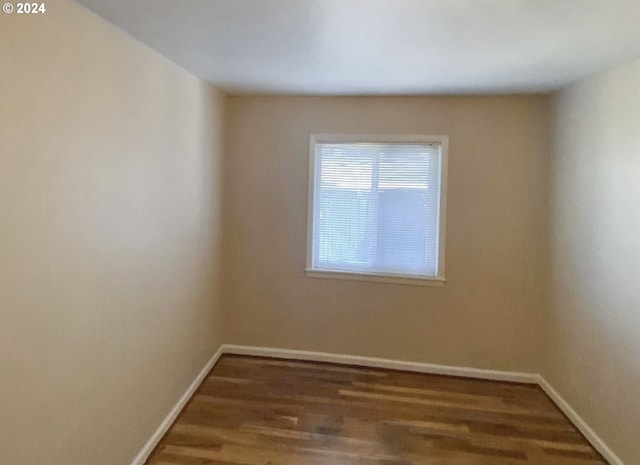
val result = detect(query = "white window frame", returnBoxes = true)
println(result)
[306,134,448,287]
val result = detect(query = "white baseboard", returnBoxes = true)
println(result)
[129,344,625,465]
[221,344,540,384]
[537,376,624,465]
[128,346,224,465]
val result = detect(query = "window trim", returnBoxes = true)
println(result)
[305,133,448,286]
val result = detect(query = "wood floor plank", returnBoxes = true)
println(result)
[144,355,608,465]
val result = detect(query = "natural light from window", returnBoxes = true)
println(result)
[306,135,448,286]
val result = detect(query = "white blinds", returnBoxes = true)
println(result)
[310,142,442,278]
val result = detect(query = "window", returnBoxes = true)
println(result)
[306,134,447,286]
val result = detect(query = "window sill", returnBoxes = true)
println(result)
[304,269,446,287]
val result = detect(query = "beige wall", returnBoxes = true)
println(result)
[223,95,550,372]
[546,58,640,464]
[0,2,225,465]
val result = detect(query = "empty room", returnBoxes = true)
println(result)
[2,1,639,464]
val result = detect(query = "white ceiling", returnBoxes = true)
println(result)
[75,0,640,95]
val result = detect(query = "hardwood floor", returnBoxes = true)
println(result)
[145,355,607,465]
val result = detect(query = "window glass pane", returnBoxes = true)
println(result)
[317,190,373,266]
